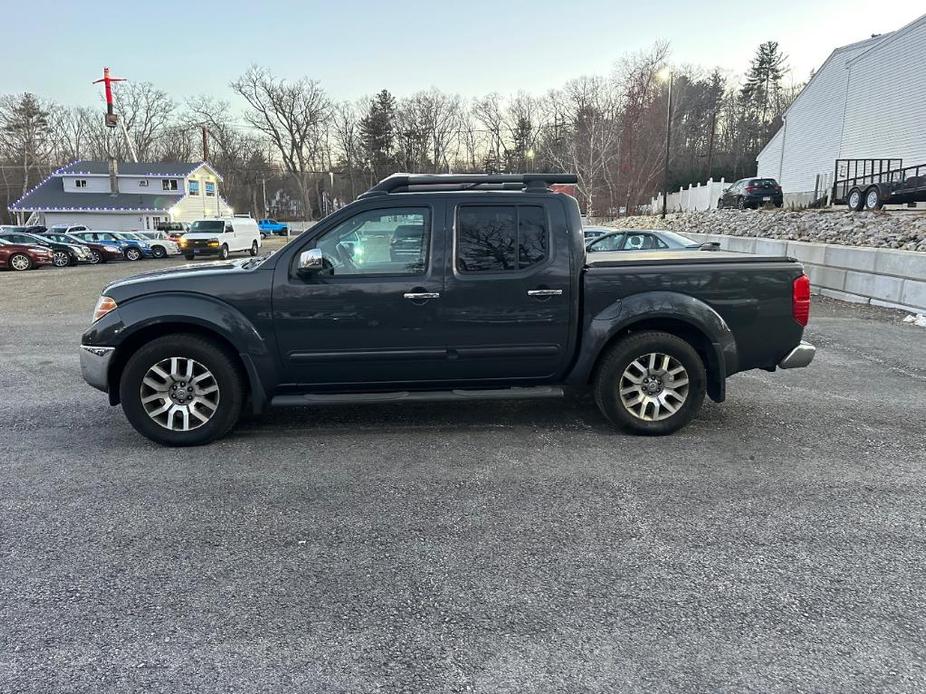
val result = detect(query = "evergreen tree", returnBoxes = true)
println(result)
[741,41,787,128]
[359,89,396,181]
[0,92,51,197]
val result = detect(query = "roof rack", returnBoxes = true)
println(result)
[358,173,578,198]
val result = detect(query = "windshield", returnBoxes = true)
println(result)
[189,221,224,233]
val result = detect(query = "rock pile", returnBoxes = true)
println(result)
[602,209,926,252]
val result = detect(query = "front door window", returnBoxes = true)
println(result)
[314,208,431,276]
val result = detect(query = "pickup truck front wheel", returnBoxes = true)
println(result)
[119,334,244,446]
[594,331,706,435]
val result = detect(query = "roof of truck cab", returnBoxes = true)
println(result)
[585,249,796,267]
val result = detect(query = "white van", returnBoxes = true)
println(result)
[180,217,261,260]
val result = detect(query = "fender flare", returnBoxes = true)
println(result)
[87,292,275,411]
[565,291,739,402]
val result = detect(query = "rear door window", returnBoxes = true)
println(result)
[456,205,549,273]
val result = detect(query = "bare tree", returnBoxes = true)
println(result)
[331,100,362,200]
[113,82,176,160]
[231,66,330,219]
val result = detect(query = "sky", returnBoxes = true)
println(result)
[2,0,924,110]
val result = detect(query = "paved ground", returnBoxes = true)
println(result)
[1,255,925,693]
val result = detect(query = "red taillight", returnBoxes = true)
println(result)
[746,186,757,193]
[792,274,811,326]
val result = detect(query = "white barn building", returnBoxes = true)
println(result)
[757,12,926,206]
[9,160,232,231]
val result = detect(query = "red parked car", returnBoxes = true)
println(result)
[0,238,54,271]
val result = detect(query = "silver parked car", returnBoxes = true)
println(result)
[585,228,717,253]
[130,231,181,258]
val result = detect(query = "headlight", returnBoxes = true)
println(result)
[92,296,117,323]
[207,240,219,247]
[104,245,120,252]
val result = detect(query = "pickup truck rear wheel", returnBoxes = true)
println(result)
[594,331,706,435]
[119,334,244,446]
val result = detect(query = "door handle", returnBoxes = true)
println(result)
[403,292,440,300]
[527,289,563,297]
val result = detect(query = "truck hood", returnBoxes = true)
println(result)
[102,258,268,301]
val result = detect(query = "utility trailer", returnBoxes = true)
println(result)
[832,158,926,211]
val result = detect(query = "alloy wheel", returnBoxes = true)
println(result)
[53,251,70,267]
[618,352,689,422]
[126,248,141,261]
[10,254,31,271]
[88,250,101,264]
[139,356,221,431]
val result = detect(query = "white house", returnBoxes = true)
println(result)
[757,12,926,205]
[9,160,233,231]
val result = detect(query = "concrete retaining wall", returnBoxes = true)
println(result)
[687,233,926,313]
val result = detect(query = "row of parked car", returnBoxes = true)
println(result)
[0,224,183,271]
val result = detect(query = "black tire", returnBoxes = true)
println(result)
[88,249,102,264]
[151,245,167,259]
[737,196,746,210]
[864,186,883,211]
[717,198,724,209]
[184,254,195,261]
[124,247,142,261]
[847,188,864,211]
[9,253,32,271]
[249,240,259,256]
[52,250,70,268]
[219,244,229,260]
[119,334,245,446]
[593,331,706,436]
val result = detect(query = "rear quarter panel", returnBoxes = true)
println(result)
[583,258,805,371]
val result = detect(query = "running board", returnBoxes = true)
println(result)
[271,386,564,407]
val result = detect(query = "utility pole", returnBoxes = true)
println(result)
[706,109,717,180]
[201,125,209,162]
[262,177,268,217]
[661,72,674,219]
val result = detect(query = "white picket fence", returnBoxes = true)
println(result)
[649,178,727,214]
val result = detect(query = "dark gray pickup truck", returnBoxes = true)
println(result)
[81,173,815,446]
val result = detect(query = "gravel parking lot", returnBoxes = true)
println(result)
[1,254,925,692]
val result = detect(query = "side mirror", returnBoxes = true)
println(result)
[225,226,234,233]
[297,248,325,273]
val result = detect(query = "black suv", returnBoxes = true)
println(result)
[718,178,783,209]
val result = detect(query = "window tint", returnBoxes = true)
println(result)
[315,208,430,276]
[457,205,548,273]
[518,206,547,268]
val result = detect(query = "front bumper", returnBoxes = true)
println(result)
[180,246,222,256]
[80,345,115,392]
[778,341,815,369]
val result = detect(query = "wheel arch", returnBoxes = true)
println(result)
[94,294,273,412]
[567,292,738,403]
